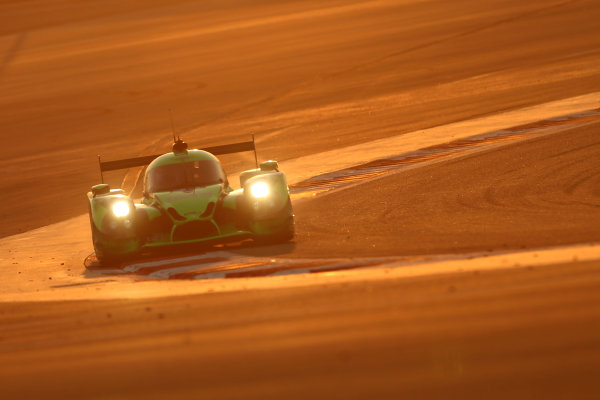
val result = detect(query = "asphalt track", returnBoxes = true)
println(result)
[1,1,600,399]
[290,121,600,258]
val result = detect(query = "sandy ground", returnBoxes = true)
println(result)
[2,259,600,399]
[2,0,600,398]
[1,0,600,237]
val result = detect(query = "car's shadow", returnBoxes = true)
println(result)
[171,238,297,258]
[83,239,388,281]
[218,240,296,257]
[83,238,297,277]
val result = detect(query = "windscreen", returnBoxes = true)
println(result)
[145,160,226,193]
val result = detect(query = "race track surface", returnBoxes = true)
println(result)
[1,1,600,399]
[289,122,600,258]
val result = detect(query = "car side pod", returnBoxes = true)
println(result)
[87,185,141,264]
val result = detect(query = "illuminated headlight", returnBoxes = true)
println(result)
[250,181,270,198]
[112,200,131,217]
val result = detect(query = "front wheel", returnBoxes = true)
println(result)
[253,215,295,244]
[92,230,138,267]
[90,217,139,266]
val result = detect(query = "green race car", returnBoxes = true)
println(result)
[87,138,294,264]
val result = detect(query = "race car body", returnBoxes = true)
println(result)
[87,139,294,263]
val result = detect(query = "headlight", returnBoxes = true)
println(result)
[112,200,131,217]
[250,181,270,198]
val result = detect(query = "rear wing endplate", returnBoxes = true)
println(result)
[97,136,258,183]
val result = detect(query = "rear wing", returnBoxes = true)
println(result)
[97,137,258,183]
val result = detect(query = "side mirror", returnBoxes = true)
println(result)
[260,160,279,172]
[92,183,110,197]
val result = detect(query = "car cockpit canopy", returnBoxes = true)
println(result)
[144,158,226,193]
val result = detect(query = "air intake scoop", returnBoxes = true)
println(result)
[172,138,188,154]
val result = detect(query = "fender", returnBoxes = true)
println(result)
[87,184,140,259]
[243,172,290,220]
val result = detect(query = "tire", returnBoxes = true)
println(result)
[255,215,295,245]
[89,212,136,267]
